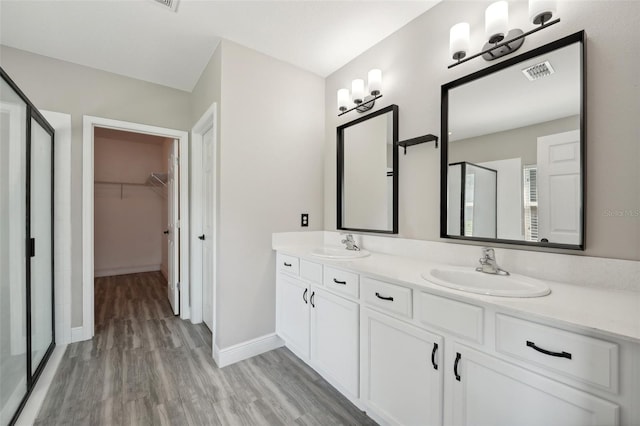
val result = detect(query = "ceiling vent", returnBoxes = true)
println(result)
[152,0,179,12]
[522,61,555,81]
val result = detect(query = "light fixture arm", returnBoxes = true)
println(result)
[338,94,383,117]
[449,18,560,69]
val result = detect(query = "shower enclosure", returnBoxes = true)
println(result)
[0,67,55,425]
[447,161,497,239]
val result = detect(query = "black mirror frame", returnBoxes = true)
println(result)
[440,31,586,250]
[337,104,399,234]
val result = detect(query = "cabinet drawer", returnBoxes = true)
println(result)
[323,266,359,298]
[496,314,619,393]
[417,292,483,343]
[300,259,322,284]
[362,277,412,318]
[277,253,299,275]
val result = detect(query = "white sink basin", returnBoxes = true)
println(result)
[310,247,371,260]
[421,266,550,298]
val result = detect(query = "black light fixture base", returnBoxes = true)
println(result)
[533,12,553,25]
[482,28,525,61]
[338,94,382,116]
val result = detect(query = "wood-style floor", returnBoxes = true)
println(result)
[35,271,375,425]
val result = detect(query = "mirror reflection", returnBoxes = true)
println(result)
[443,33,584,248]
[338,104,398,234]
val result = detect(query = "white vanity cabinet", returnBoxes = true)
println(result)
[361,308,443,426]
[449,344,619,426]
[276,272,310,358]
[276,255,360,398]
[310,286,359,397]
[274,250,637,426]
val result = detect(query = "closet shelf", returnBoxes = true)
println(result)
[94,172,168,199]
[146,172,168,198]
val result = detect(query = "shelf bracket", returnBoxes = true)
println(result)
[397,134,438,154]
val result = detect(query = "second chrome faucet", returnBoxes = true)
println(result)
[476,247,510,276]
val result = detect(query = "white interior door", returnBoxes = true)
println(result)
[536,130,581,245]
[202,126,214,331]
[167,140,179,314]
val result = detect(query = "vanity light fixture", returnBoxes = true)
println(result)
[337,69,383,116]
[448,0,559,69]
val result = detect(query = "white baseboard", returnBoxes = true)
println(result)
[70,326,86,343]
[213,333,284,368]
[14,345,67,426]
[94,264,161,278]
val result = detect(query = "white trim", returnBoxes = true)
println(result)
[213,333,284,368]
[94,264,161,278]
[13,345,67,426]
[189,103,217,330]
[70,326,85,343]
[41,110,73,345]
[82,116,190,341]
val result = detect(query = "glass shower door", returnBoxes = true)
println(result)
[29,117,53,375]
[0,74,28,426]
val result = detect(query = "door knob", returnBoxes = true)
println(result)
[198,234,205,240]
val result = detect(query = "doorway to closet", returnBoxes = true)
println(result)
[93,127,179,324]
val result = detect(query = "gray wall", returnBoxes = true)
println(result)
[449,115,579,165]
[324,1,640,261]
[0,45,192,326]
[215,40,324,348]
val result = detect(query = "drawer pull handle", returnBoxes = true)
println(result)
[333,278,347,285]
[375,292,394,301]
[431,343,438,370]
[303,288,308,304]
[454,352,461,381]
[310,291,315,308]
[526,341,572,359]
[284,262,292,267]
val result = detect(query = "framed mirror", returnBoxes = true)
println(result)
[441,31,585,249]
[338,104,398,234]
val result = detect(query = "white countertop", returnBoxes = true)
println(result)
[274,244,640,344]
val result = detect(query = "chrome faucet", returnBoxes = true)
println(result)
[341,233,360,251]
[476,247,510,276]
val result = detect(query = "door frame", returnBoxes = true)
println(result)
[189,103,217,329]
[81,116,190,340]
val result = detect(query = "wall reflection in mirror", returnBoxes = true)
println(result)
[338,104,398,234]
[442,32,584,249]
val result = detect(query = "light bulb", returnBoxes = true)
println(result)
[529,0,556,25]
[351,79,365,104]
[368,69,382,96]
[337,88,349,112]
[449,22,470,60]
[486,1,509,44]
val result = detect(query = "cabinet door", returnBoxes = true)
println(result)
[450,344,619,426]
[361,308,443,426]
[310,286,359,397]
[276,273,310,359]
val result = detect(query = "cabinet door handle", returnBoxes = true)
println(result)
[526,341,572,359]
[284,262,292,267]
[454,352,461,381]
[198,234,205,240]
[431,343,438,370]
[164,230,170,235]
[375,292,394,301]
[333,278,347,285]
[310,291,315,308]
[302,288,308,304]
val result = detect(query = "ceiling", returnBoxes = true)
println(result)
[0,0,440,92]
[448,42,581,141]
